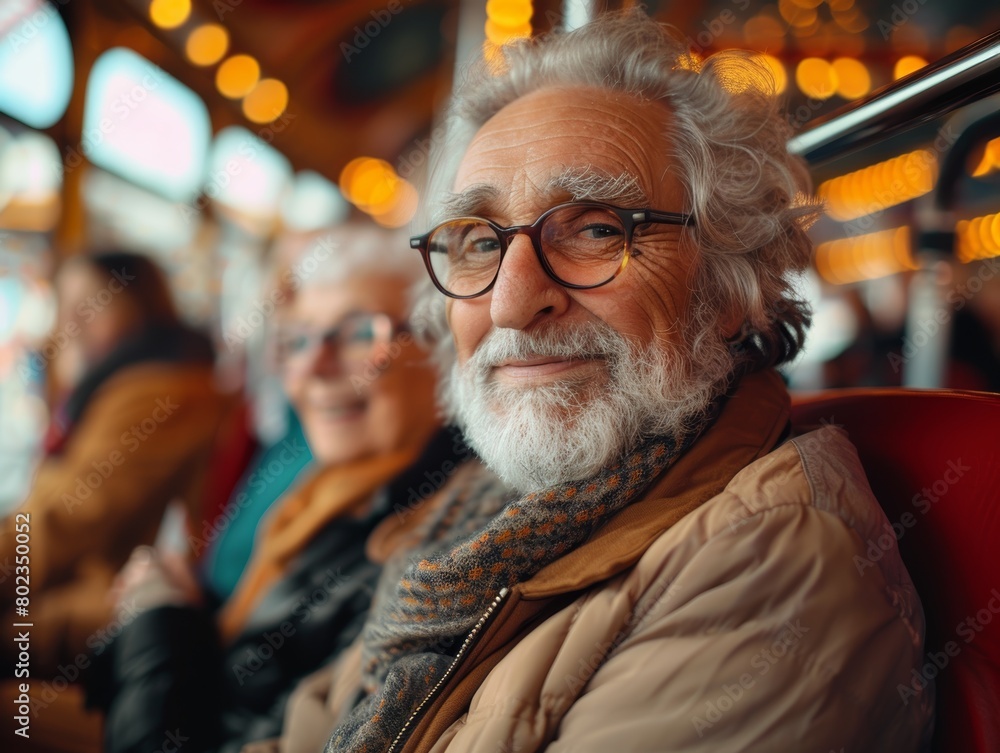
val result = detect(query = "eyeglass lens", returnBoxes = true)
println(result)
[427,205,629,296]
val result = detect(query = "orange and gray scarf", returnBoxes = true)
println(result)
[326,418,715,753]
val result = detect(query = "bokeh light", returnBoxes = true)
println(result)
[185,24,229,67]
[796,58,838,100]
[832,58,871,99]
[894,55,928,80]
[242,79,288,123]
[216,54,260,99]
[149,0,191,30]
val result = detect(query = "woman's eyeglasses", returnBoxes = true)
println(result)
[277,312,402,372]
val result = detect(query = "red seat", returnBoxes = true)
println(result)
[194,396,257,549]
[791,388,1000,753]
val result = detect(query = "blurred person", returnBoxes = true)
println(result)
[86,224,468,753]
[948,258,1000,391]
[0,250,231,676]
[272,12,932,753]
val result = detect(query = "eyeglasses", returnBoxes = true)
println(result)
[410,201,694,299]
[277,312,400,371]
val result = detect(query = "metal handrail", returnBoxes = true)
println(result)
[788,29,1000,165]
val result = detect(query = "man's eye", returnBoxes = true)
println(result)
[579,223,622,240]
[468,237,501,254]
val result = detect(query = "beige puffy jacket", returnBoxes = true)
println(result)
[274,371,933,753]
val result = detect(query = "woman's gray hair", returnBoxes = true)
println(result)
[415,8,822,376]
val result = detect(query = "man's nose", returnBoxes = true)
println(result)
[489,234,571,330]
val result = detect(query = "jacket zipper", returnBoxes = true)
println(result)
[386,587,511,753]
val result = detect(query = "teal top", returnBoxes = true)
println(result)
[200,408,313,600]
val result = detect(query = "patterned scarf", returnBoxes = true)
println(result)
[326,422,713,753]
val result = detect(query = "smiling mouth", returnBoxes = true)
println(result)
[491,356,606,383]
[309,398,367,421]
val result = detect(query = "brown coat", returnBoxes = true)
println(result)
[276,370,932,752]
[0,362,232,674]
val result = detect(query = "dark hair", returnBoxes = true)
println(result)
[75,250,179,329]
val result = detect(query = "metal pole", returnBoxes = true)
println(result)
[788,30,1000,165]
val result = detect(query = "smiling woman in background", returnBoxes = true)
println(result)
[86,223,465,753]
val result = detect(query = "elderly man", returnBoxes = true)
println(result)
[283,11,933,753]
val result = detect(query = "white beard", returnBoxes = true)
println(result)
[445,322,731,494]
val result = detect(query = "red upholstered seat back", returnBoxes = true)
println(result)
[791,388,1000,753]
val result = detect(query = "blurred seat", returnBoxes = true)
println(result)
[791,388,1000,753]
[195,395,258,541]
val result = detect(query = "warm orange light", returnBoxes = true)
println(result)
[242,79,288,123]
[216,55,261,99]
[372,179,420,228]
[337,157,416,223]
[779,0,816,27]
[955,212,1000,263]
[832,58,870,99]
[486,0,533,27]
[149,0,191,29]
[815,226,915,284]
[485,19,532,45]
[796,58,837,100]
[818,149,938,222]
[971,137,1000,178]
[345,159,397,211]
[894,55,928,80]
[757,53,787,95]
[338,157,375,199]
[185,24,229,67]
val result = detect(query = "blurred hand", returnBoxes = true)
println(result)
[240,740,281,753]
[110,546,203,616]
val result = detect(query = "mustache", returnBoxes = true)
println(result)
[465,323,632,374]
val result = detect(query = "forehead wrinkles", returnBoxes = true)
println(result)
[455,88,672,212]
